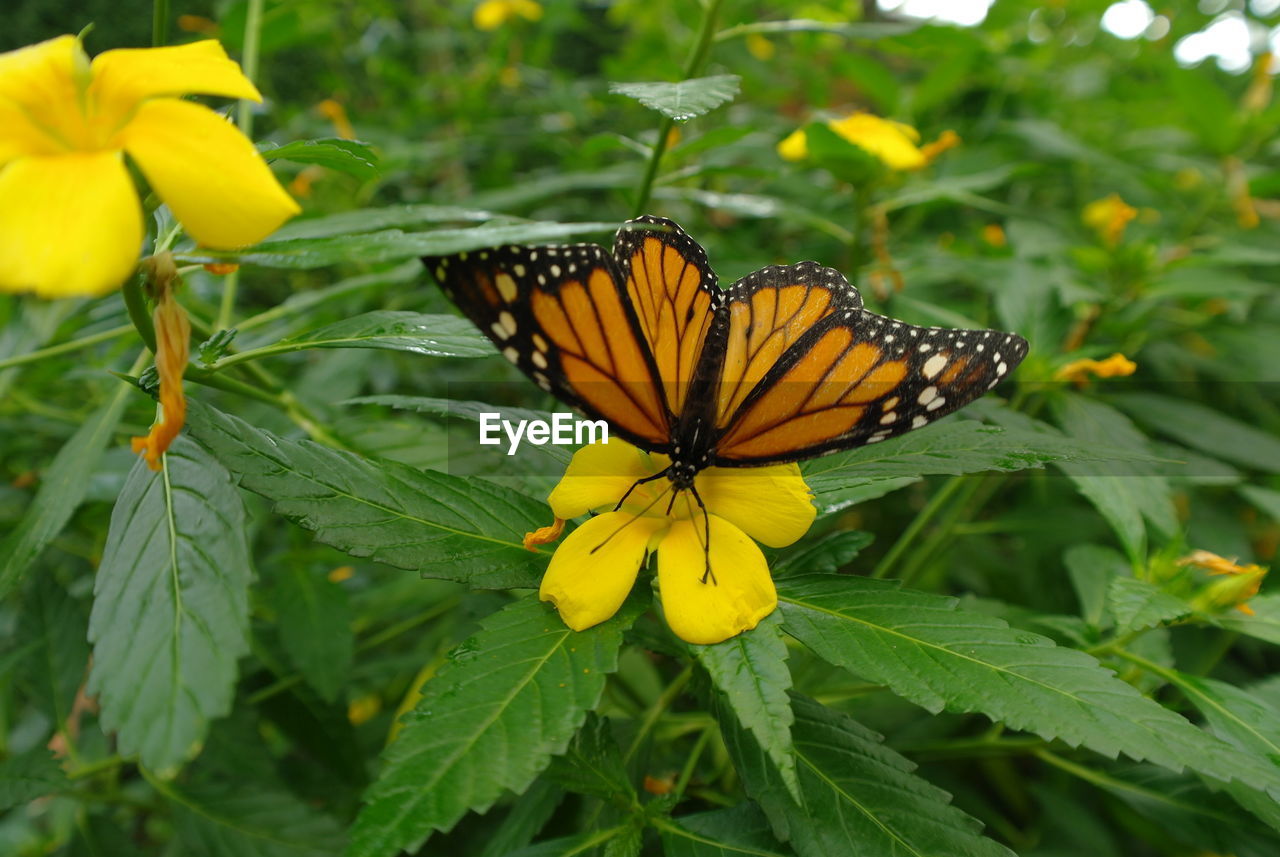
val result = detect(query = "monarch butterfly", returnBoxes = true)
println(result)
[426,215,1027,571]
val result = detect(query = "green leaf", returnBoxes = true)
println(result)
[657,804,793,857]
[772,530,873,576]
[546,712,633,799]
[185,400,549,590]
[343,395,571,466]
[1065,544,1128,627]
[695,613,798,800]
[18,574,88,731]
[1219,595,1280,646]
[1111,393,1280,474]
[0,747,67,810]
[0,380,132,600]
[180,221,620,269]
[262,138,379,180]
[271,565,353,702]
[348,595,640,857]
[801,419,1149,511]
[1107,577,1192,633]
[721,693,1014,857]
[158,777,346,857]
[87,438,253,774]
[776,575,1280,798]
[271,205,498,241]
[609,75,740,121]
[217,312,494,368]
[1168,673,1280,760]
[1053,395,1177,562]
[477,779,563,857]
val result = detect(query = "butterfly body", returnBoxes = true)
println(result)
[425,215,1028,489]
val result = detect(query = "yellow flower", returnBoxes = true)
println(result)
[1181,550,1268,616]
[535,438,816,645]
[1082,193,1137,246]
[777,112,956,172]
[474,0,543,31]
[0,36,299,298]
[981,223,1007,248]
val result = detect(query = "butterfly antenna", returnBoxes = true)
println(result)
[687,485,716,586]
[591,480,674,555]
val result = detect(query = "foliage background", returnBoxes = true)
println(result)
[3,1,1280,856]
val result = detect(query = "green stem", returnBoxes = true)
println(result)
[624,664,694,764]
[896,475,992,588]
[631,0,725,217]
[67,755,127,780]
[870,475,968,580]
[898,735,1046,761]
[217,0,265,332]
[151,0,169,46]
[0,324,134,372]
[672,725,713,800]
[121,274,157,354]
[235,0,264,137]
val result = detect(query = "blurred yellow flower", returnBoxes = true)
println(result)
[1082,193,1137,246]
[534,438,816,645]
[1054,353,1137,387]
[474,0,543,31]
[746,33,776,61]
[777,112,957,172]
[0,36,299,298]
[982,223,1007,248]
[317,97,355,139]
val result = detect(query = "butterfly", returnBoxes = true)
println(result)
[425,215,1027,542]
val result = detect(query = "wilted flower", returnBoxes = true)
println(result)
[1054,353,1137,387]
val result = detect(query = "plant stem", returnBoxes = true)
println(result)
[631,0,725,217]
[122,274,157,354]
[870,474,968,580]
[624,663,694,764]
[218,0,266,332]
[0,324,134,372]
[151,0,169,46]
[672,725,713,800]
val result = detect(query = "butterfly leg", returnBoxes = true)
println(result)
[613,469,670,512]
[687,484,717,586]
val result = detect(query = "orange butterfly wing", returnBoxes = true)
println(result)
[712,265,1028,464]
[426,243,672,450]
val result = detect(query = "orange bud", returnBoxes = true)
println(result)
[203,262,240,275]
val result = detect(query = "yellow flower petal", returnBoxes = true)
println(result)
[656,516,776,645]
[121,98,299,248]
[829,113,927,171]
[0,151,141,297]
[776,128,809,162]
[695,463,815,548]
[539,511,664,631]
[89,40,262,109]
[0,35,85,156]
[548,437,660,519]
